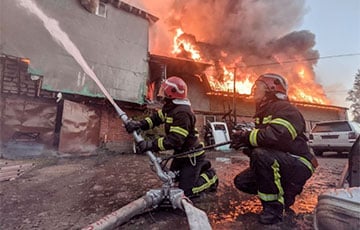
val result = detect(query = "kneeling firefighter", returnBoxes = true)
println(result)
[231,73,318,224]
[125,76,218,197]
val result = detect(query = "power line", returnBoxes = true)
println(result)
[238,53,360,68]
[326,90,350,93]
[326,92,349,94]
[318,53,360,60]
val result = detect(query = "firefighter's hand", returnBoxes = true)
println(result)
[230,130,250,150]
[125,120,142,133]
[135,140,153,154]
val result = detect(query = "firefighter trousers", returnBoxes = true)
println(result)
[170,155,218,197]
[234,147,313,208]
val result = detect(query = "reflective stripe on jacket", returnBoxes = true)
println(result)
[140,102,202,155]
[249,100,313,160]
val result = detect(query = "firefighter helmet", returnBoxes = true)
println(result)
[255,73,288,95]
[160,76,188,99]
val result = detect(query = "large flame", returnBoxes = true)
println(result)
[130,0,333,105]
[204,65,254,95]
[172,28,201,60]
[288,67,330,104]
[129,0,332,105]
[171,27,330,104]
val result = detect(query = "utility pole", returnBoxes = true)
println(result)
[232,67,237,125]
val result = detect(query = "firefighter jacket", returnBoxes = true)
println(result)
[247,98,317,169]
[139,100,203,157]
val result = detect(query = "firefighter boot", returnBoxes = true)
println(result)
[284,193,296,215]
[199,160,218,192]
[206,168,219,192]
[259,201,283,225]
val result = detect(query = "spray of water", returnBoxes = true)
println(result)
[17,0,125,116]
[16,1,175,184]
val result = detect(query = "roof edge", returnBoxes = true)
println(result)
[111,0,159,23]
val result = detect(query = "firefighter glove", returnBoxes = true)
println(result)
[135,140,153,154]
[230,130,251,150]
[125,120,142,133]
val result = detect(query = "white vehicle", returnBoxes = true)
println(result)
[208,122,231,151]
[309,120,360,156]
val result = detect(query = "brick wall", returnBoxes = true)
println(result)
[99,107,144,153]
[0,55,41,97]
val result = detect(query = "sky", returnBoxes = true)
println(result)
[298,0,360,110]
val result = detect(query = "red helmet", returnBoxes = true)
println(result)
[256,73,288,95]
[160,76,188,99]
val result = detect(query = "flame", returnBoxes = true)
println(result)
[20,58,30,65]
[205,65,254,95]
[287,67,330,104]
[171,28,201,60]
[171,28,330,105]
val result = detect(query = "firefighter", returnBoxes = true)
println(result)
[230,73,318,225]
[125,76,218,198]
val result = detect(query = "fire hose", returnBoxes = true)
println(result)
[155,141,232,172]
[160,141,232,161]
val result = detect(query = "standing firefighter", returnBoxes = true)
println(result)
[125,76,218,198]
[231,73,318,224]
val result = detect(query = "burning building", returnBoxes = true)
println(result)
[0,0,348,158]
[144,0,347,133]
[143,1,328,102]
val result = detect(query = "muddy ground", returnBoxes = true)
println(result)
[0,149,347,230]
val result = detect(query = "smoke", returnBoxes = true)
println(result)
[139,0,309,56]
[174,0,305,49]
[124,0,328,103]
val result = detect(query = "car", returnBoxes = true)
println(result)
[308,120,360,156]
[204,122,231,151]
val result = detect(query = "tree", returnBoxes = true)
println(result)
[346,69,360,122]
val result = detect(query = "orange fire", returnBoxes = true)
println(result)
[171,28,330,105]
[287,67,330,104]
[172,28,201,61]
[204,65,254,95]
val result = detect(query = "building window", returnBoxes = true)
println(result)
[96,2,107,18]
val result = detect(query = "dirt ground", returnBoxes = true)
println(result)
[0,149,348,230]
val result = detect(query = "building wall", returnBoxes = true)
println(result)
[0,54,153,156]
[185,75,210,112]
[1,0,150,104]
[0,56,57,156]
[1,96,57,146]
[58,99,101,154]
[99,107,137,153]
[293,104,347,132]
[0,54,349,156]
